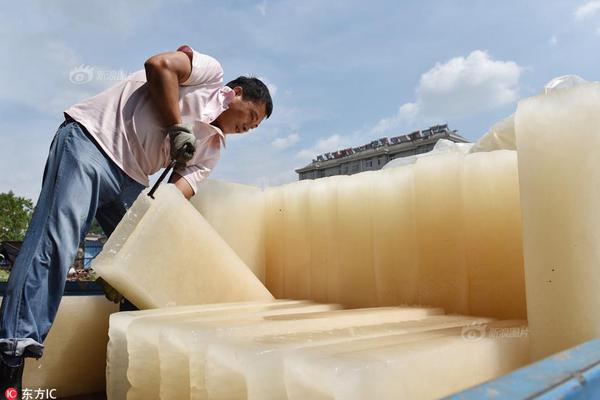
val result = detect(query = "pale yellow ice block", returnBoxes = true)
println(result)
[370,165,419,305]
[307,176,340,303]
[155,303,337,400]
[91,184,273,309]
[204,315,492,400]
[107,301,288,400]
[470,115,516,152]
[285,320,529,400]
[414,152,468,314]
[281,180,313,299]
[515,83,600,360]
[334,173,377,307]
[14,296,118,398]
[126,302,330,400]
[264,186,284,298]
[185,306,442,400]
[159,307,443,399]
[191,179,266,282]
[463,151,526,319]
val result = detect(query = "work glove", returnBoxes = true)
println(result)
[96,277,123,304]
[166,124,196,166]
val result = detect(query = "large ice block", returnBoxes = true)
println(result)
[463,151,526,319]
[91,184,273,309]
[203,315,493,400]
[307,176,340,303]
[369,166,418,305]
[281,180,312,300]
[515,82,600,359]
[107,301,300,400]
[335,173,377,307]
[190,179,266,282]
[126,302,334,400]
[264,186,284,298]
[414,152,468,313]
[181,306,443,400]
[284,320,529,400]
[15,296,118,398]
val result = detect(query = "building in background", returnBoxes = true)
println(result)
[295,124,468,180]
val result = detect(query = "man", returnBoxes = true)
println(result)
[0,45,273,392]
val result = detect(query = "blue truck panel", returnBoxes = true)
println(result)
[446,338,600,399]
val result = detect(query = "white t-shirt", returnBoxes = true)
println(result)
[64,45,233,194]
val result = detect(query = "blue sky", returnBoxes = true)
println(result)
[2,0,600,200]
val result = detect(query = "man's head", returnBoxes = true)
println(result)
[212,76,273,134]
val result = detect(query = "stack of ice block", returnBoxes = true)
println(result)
[92,149,525,318]
[191,150,526,318]
[109,302,527,400]
[265,150,525,316]
[97,81,600,399]
[284,319,529,400]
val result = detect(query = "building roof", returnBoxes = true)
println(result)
[295,124,468,173]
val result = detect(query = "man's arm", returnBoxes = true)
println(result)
[146,49,195,199]
[169,172,194,200]
[144,50,192,126]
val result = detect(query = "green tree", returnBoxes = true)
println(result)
[88,218,105,236]
[0,191,34,241]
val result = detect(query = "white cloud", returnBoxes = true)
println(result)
[549,35,558,46]
[271,133,299,149]
[372,103,417,134]
[371,50,522,135]
[296,133,352,160]
[256,0,268,16]
[574,1,600,19]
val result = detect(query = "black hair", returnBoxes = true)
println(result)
[226,76,273,118]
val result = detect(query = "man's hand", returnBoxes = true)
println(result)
[96,277,123,304]
[166,124,196,165]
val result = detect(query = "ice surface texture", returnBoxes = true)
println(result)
[516,82,600,360]
[91,184,273,309]
[192,151,525,318]
[109,304,527,400]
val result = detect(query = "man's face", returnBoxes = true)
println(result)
[212,86,267,134]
